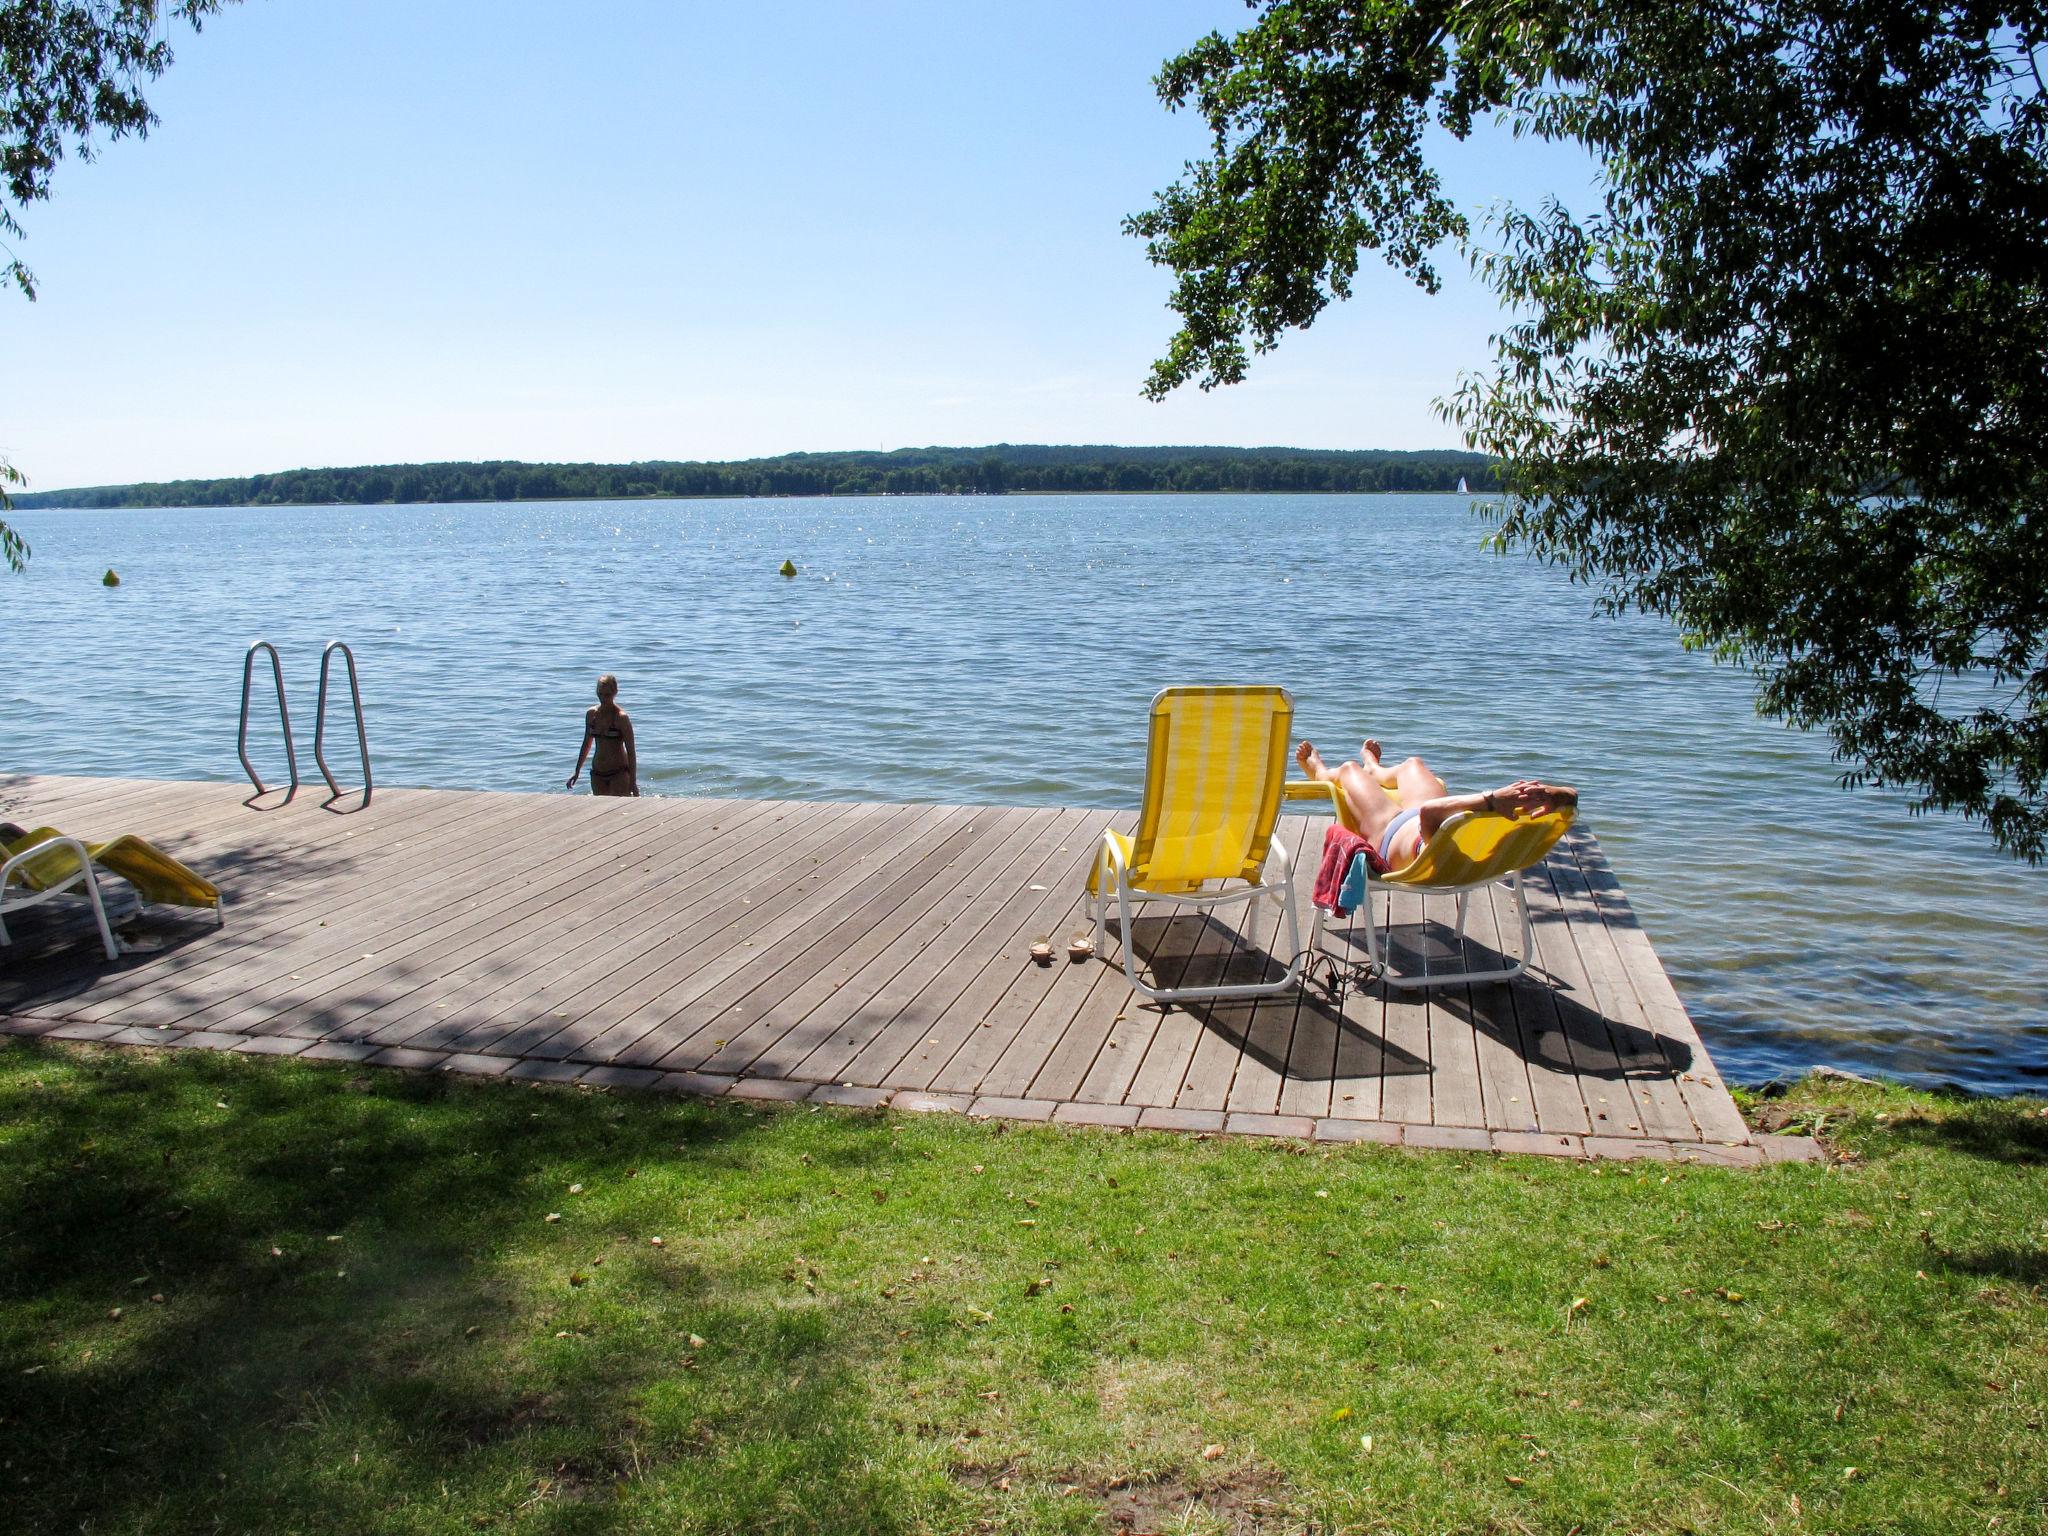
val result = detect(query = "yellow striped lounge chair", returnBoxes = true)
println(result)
[1086,686,1304,1003]
[1283,779,1575,988]
[1,826,224,961]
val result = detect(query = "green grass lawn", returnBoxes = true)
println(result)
[0,1040,2040,1535]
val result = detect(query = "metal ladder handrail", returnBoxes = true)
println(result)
[314,640,373,808]
[237,641,299,800]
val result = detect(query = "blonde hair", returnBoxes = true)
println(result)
[596,674,618,702]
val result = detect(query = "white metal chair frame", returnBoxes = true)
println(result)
[1089,831,1305,1004]
[1310,811,1536,990]
[0,836,122,961]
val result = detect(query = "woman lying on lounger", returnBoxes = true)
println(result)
[1295,741,1577,872]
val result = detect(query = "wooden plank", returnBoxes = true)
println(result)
[191,796,695,1037]
[1454,878,1544,1134]
[1021,824,1288,1108]
[435,797,848,1057]
[1485,871,1595,1135]
[1544,832,1703,1141]
[6,790,556,1021]
[1514,856,1664,1139]
[0,780,493,1006]
[786,808,1093,1087]
[1223,854,1323,1114]
[608,804,990,1070]
[336,796,760,1047]
[1110,903,1242,1108]
[491,800,910,1062]
[1571,833,1749,1142]
[736,807,1084,1083]
[1175,884,1297,1112]
[97,792,624,1028]
[835,821,1107,1091]
[383,799,798,1052]
[678,807,1035,1076]
[923,878,1108,1098]
[1374,886,1436,1126]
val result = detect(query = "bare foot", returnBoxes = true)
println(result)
[1361,738,1384,769]
[1295,741,1332,781]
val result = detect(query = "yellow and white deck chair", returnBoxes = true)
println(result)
[1,826,224,961]
[1086,686,1304,1003]
[1284,779,1574,989]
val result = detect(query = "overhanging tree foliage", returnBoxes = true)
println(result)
[0,0,227,569]
[1129,0,2048,862]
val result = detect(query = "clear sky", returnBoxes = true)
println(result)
[4,0,1594,489]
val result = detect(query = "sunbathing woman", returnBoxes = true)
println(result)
[1295,740,1576,871]
[566,674,639,796]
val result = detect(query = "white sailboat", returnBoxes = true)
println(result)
[1456,476,1469,494]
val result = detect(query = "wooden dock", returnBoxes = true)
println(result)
[0,774,1764,1160]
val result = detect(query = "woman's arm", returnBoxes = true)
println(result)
[1416,779,1559,841]
[566,711,595,788]
[622,714,639,796]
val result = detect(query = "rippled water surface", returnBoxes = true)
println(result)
[2,494,2042,1092]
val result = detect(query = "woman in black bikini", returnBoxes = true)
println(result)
[566,674,639,796]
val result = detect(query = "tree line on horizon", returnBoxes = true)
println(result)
[11,444,1498,509]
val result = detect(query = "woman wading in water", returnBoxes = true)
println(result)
[566,674,639,796]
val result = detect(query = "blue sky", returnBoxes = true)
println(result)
[5,0,1594,489]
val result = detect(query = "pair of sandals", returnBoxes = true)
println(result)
[1030,936,1094,966]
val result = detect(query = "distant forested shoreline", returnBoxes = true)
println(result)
[12,444,1498,508]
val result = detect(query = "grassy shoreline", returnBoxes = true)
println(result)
[1,1039,2039,1534]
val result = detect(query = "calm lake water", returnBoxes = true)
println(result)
[1,494,2042,1093]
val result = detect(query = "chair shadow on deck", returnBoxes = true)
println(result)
[1315,909,1694,1081]
[1114,911,1430,1081]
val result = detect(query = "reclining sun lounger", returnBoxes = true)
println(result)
[1086,686,1304,1003]
[0,825,224,961]
[1284,780,1574,988]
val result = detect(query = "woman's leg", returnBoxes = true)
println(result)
[1297,742,1402,843]
[1392,754,1450,806]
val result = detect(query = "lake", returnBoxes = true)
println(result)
[1,493,2042,1093]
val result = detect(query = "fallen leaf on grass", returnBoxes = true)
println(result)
[545,1213,561,1224]
[649,1237,664,1247]
[687,1333,706,1348]
[569,1273,589,1287]
[1201,1444,1225,1461]
[568,1183,584,1195]
[1024,1279,1051,1297]
[1569,1297,1588,1313]
[1506,1475,1526,1488]
[107,1308,122,1320]
[1332,1406,1352,1422]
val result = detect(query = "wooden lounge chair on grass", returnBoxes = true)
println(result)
[1,825,224,961]
[1283,779,1574,988]
[1086,685,1304,1003]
